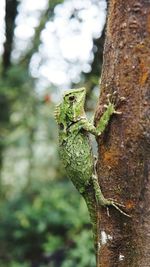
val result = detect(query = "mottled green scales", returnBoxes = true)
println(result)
[54,87,129,259]
[60,131,93,194]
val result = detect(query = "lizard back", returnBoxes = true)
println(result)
[59,124,94,194]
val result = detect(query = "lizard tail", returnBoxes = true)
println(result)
[82,188,100,263]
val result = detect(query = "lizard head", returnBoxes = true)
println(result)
[62,87,86,122]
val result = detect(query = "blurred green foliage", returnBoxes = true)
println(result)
[0,180,95,267]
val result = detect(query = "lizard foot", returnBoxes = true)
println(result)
[106,198,131,217]
[96,195,131,217]
[92,174,130,217]
[104,91,126,115]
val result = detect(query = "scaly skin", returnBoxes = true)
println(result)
[54,87,129,262]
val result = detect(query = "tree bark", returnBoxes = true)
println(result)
[95,1,150,266]
[3,0,18,73]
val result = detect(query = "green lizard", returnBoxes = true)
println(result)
[54,87,129,259]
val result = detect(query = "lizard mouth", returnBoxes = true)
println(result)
[66,120,77,130]
[67,116,86,129]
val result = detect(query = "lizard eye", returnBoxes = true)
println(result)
[68,95,76,102]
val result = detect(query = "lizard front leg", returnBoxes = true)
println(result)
[80,92,125,136]
[96,92,125,134]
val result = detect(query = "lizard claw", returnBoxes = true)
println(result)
[104,104,108,108]
[106,207,110,217]
[106,91,118,105]
[120,96,126,101]
[113,111,122,115]
[107,199,131,217]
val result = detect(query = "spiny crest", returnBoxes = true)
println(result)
[54,103,61,123]
[63,87,85,97]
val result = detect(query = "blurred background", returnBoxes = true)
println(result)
[0,0,107,266]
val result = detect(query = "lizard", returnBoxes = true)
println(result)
[54,87,130,260]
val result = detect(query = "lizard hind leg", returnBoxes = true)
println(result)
[92,173,111,206]
[91,173,131,217]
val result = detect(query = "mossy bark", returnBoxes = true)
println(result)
[95,1,150,266]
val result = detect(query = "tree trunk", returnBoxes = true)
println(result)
[95,1,150,266]
[3,0,18,73]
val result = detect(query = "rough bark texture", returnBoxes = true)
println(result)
[95,1,150,266]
